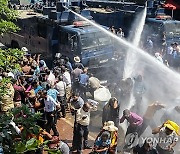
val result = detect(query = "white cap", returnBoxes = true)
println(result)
[21,47,28,52]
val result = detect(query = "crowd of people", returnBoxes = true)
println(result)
[0,45,180,154]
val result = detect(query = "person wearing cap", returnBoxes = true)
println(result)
[120,109,143,137]
[102,97,120,127]
[152,120,179,154]
[76,102,97,153]
[95,121,118,154]
[73,56,84,70]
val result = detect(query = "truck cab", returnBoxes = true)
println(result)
[58,23,114,69]
[0,4,115,69]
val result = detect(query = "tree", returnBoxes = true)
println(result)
[0,0,19,35]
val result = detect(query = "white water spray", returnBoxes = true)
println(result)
[124,7,147,79]
[68,8,180,152]
[123,7,147,112]
[67,6,180,110]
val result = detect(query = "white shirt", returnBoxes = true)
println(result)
[76,108,91,126]
[158,127,178,150]
[76,106,97,126]
[44,95,58,112]
[55,81,66,97]
[63,71,71,86]
[47,72,56,86]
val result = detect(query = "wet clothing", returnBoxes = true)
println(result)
[120,112,143,136]
[120,112,143,127]
[157,127,178,150]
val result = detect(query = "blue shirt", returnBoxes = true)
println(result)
[47,88,59,101]
[34,85,43,94]
[79,73,89,86]
[44,95,58,112]
[95,137,111,148]
[67,61,73,72]
[71,96,84,110]
[34,66,40,76]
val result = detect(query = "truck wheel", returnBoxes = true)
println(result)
[11,41,19,49]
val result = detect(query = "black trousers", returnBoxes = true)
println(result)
[58,96,67,118]
[72,111,78,149]
[126,124,142,137]
[79,84,87,100]
[45,111,59,136]
[77,123,89,151]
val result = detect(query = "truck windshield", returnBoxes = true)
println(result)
[164,22,180,37]
[81,32,111,50]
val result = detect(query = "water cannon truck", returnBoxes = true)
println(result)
[0,2,116,72]
[86,0,180,52]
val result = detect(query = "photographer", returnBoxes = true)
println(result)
[70,93,84,152]
[76,102,97,154]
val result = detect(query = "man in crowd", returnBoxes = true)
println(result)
[120,109,143,137]
[152,120,179,154]
[140,102,165,135]
[42,90,60,136]
[76,102,97,154]
[79,67,89,100]
[55,75,67,118]
[70,92,84,152]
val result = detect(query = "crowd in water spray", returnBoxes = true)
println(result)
[67,6,180,152]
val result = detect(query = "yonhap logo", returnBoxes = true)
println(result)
[124,132,139,149]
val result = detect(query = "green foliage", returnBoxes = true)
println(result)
[0,77,12,98]
[0,48,24,99]
[15,138,41,153]
[0,105,44,153]
[0,0,19,34]
[0,48,24,71]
